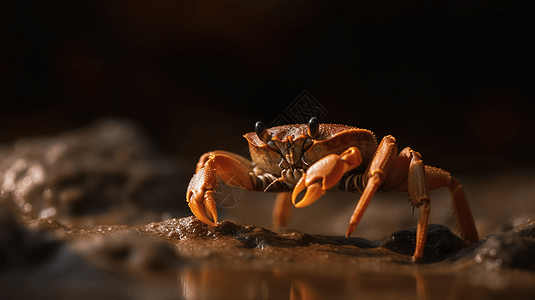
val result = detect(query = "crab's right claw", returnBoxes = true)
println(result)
[186,168,218,226]
[292,147,362,208]
[292,175,325,208]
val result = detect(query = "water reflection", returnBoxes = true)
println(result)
[177,261,535,300]
[178,263,426,300]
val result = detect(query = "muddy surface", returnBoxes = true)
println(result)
[2,120,535,299]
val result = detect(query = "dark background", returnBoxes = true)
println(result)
[2,0,534,176]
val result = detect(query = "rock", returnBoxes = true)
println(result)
[0,203,60,270]
[475,220,535,271]
[140,216,379,249]
[0,119,188,227]
[381,224,467,263]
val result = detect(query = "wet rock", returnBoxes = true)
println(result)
[142,216,379,249]
[475,220,535,271]
[315,234,379,249]
[381,224,467,262]
[511,219,535,238]
[0,203,60,270]
[0,119,188,227]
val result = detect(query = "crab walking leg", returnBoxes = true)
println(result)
[448,178,479,244]
[421,167,479,245]
[346,135,398,237]
[406,150,431,262]
[384,152,479,260]
[187,152,256,226]
[378,147,412,191]
[273,192,293,229]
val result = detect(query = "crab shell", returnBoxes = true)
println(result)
[244,123,377,177]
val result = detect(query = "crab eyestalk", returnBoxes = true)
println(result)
[307,117,319,139]
[256,121,281,153]
[255,121,271,144]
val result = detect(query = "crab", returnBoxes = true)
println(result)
[186,117,479,262]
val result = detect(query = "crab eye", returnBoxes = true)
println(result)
[307,117,319,139]
[255,121,271,144]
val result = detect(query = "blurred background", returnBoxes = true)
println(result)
[2,1,535,236]
[2,0,534,175]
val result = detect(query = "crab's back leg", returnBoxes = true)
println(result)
[385,158,479,247]
[396,165,479,246]
[374,147,478,261]
[446,176,479,245]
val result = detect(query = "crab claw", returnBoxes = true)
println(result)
[186,168,218,226]
[292,147,362,208]
[187,152,257,226]
[187,191,218,226]
[292,176,325,208]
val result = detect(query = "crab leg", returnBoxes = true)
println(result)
[187,168,219,226]
[406,150,431,262]
[346,135,398,237]
[447,177,479,244]
[273,192,293,229]
[186,152,256,226]
[387,160,479,250]
[345,139,479,262]
[408,166,479,245]
[291,147,363,208]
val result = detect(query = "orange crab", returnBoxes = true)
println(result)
[186,118,479,262]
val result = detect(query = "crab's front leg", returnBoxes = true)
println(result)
[186,151,257,226]
[344,135,399,237]
[291,147,363,207]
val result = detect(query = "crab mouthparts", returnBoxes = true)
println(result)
[281,168,304,185]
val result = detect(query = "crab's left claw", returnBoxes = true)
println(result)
[292,147,362,208]
[186,168,218,226]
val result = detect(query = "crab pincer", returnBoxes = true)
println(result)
[186,167,219,226]
[291,147,362,207]
[186,152,257,226]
